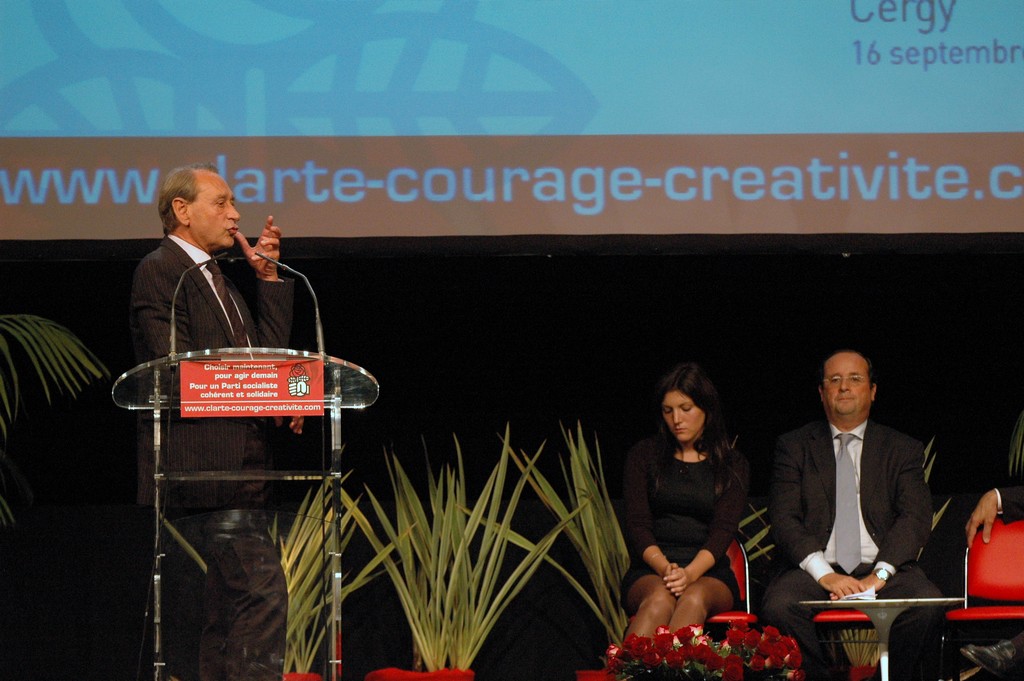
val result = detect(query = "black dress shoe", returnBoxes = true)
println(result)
[961,640,1020,678]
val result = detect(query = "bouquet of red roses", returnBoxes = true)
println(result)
[604,622,805,681]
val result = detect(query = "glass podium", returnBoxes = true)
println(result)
[113,347,378,681]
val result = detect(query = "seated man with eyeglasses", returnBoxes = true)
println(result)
[761,349,943,681]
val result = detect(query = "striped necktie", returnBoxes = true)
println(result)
[206,261,249,347]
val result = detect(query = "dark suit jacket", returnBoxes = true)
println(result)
[769,419,933,572]
[130,236,294,507]
[1001,486,1024,524]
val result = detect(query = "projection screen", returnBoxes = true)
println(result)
[2,0,1023,248]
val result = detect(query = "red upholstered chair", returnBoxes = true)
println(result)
[706,539,758,627]
[942,517,1024,677]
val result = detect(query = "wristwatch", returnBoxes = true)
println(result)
[874,567,891,582]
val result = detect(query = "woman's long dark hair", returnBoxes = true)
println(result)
[653,362,739,496]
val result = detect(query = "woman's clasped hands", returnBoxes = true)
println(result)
[663,562,693,596]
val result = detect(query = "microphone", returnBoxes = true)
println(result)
[168,253,237,356]
[254,252,326,359]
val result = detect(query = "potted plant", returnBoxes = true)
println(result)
[0,313,108,525]
[272,476,392,680]
[510,422,630,680]
[347,425,575,679]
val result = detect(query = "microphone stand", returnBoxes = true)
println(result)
[253,252,326,361]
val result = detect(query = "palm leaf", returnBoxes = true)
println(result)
[0,314,108,526]
[0,446,33,526]
[0,315,108,432]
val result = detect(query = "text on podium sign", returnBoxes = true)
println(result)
[179,358,325,418]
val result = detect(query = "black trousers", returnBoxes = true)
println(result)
[162,421,287,681]
[199,509,287,681]
[761,563,943,681]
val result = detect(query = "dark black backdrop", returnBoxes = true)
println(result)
[2,241,1023,680]
[3,244,1022,501]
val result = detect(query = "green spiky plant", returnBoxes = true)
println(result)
[272,477,391,674]
[738,504,774,563]
[0,314,109,526]
[345,425,574,672]
[920,437,951,554]
[509,422,630,649]
[1009,410,1024,481]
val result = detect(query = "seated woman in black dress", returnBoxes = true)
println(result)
[621,362,750,637]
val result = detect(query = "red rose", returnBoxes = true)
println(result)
[654,630,676,655]
[623,633,649,657]
[788,670,807,681]
[749,654,766,671]
[696,645,724,672]
[723,655,745,681]
[744,630,762,648]
[665,648,688,669]
[725,627,746,647]
[762,625,781,640]
[693,643,714,663]
[641,650,662,668]
[676,624,702,640]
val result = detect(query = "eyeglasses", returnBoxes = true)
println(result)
[823,374,868,387]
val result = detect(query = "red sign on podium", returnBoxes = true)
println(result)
[179,357,325,418]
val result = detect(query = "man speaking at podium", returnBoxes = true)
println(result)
[130,162,301,681]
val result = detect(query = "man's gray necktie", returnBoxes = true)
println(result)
[835,432,861,573]
[206,261,249,347]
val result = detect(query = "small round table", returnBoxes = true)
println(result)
[799,597,962,681]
